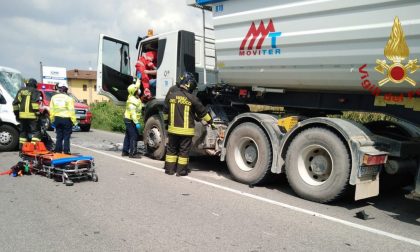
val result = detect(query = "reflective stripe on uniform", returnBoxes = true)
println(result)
[31,137,41,142]
[165,155,178,163]
[202,113,211,122]
[177,157,189,165]
[168,126,195,136]
[32,103,39,109]
[19,112,36,119]
[19,137,27,143]
[170,103,175,127]
[25,95,30,114]
[183,105,190,129]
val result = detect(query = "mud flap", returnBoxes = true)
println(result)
[355,174,379,201]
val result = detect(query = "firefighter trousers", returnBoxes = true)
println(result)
[19,119,41,145]
[164,134,192,175]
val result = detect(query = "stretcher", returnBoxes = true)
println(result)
[19,142,98,186]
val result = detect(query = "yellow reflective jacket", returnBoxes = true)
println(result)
[124,83,143,124]
[49,93,77,125]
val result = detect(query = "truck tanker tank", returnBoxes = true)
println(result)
[210,0,420,94]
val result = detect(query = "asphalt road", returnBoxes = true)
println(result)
[0,129,419,251]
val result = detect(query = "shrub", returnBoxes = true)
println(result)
[90,102,126,133]
[333,111,395,124]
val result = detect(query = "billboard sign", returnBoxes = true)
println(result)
[42,66,67,87]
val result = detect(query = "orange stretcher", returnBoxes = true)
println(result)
[20,142,98,186]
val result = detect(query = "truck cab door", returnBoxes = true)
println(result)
[97,34,133,105]
[139,31,196,100]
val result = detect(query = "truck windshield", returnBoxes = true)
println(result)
[0,71,23,98]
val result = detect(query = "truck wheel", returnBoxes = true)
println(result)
[226,122,272,185]
[285,127,350,203]
[0,125,19,151]
[80,125,91,132]
[144,115,166,160]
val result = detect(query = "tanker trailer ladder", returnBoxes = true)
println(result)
[189,1,216,86]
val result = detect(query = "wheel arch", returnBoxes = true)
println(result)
[0,121,19,131]
[278,117,381,185]
[221,113,282,174]
[143,99,165,121]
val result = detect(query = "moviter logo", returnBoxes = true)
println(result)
[239,19,282,56]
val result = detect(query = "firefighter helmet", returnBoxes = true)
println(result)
[177,72,197,93]
[26,78,37,88]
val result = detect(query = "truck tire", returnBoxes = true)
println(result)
[80,125,91,132]
[285,127,350,203]
[144,115,166,160]
[226,122,272,185]
[0,125,19,151]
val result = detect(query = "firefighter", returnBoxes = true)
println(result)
[12,78,42,148]
[49,83,77,154]
[122,79,143,158]
[163,72,214,176]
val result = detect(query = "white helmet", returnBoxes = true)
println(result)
[56,82,69,93]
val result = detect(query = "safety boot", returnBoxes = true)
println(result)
[165,169,175,175]
[129,153,142,159]
[176,169,188,177]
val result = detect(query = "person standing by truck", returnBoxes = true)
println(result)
[135,51,157,101]
[12,78,42,148]
[49,83,77,154]
[122,80,143,158]
[163,72,214,176]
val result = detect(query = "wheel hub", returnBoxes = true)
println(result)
[235,137,259,172]
[244,145,257,163]
[310,155,329,176]
[147,127,161,148]
[297,145,333,186]
[0,131,12,145]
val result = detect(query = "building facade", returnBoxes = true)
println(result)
[67,69,108,104]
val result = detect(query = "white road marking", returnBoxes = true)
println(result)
[72,143,420,247]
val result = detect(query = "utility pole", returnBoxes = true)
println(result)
[202,8,207,85]
[39,61,43,82]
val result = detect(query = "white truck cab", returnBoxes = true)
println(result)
[97,30,216,104]
[0,66,24,151]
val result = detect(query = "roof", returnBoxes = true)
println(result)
[67,69,96,80]
[195,0,225,5]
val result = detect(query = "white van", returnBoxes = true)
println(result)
[0,66,24,151]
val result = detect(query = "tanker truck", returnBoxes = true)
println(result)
[96,0,420,203]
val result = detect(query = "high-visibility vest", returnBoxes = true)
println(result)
[124,95,143,124]
[49,93,77,125]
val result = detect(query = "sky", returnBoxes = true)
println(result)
[0,0,211,80]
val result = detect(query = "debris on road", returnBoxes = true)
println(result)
[355,210,374,220]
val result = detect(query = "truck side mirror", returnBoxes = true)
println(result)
[0,93,6,104]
